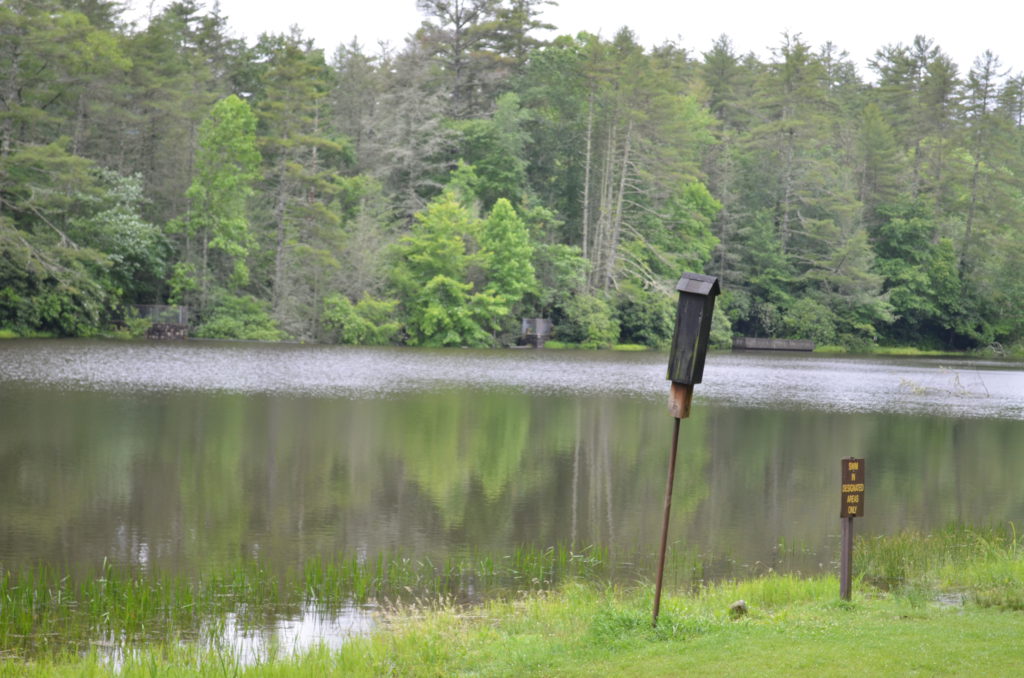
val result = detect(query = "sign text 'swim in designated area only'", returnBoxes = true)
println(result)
[841,458,865,518]
[839,457,865,600]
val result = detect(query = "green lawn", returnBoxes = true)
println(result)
[6,578,1023,677]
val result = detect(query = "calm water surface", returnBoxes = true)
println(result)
[1,339,1022,653]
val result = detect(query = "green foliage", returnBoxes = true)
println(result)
[171,95,261,309]
[870,201,961,346]
[168,262,199,306]
[659,182,721,274]
[555,293,620,348]
[529,242,589,317]
[615,283,674,348]
[0,227,112,337]
[322,292,400,345]
[781,297,837,345]
[800,226,894,349]
[411,275,503,347]
[118,314,153,339]
[70,169,169,303]
[1,4,1023,350]
[450,93,531,207]
[0,145,158,336]
[395,190,477,284]
[193,294,284,341]
[480,198,537,310]
[708,304,733,349]
[394,189,508,347]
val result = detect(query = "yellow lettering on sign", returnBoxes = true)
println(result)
[847,462,860,471]
[846,494,860,503]
[850,472,857,481]
[847,506,858,515]
[842,483,865,493]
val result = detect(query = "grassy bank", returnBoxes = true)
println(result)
[3,526,1023,676]
[7,576,1023,677]
[814,343,1024,358]
[814,345,961,356]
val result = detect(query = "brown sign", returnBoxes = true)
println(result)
[840,458,865,518]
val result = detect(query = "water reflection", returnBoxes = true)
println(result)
[211,603,373,664]
[1,354,1022,576]
[99,603,374,668]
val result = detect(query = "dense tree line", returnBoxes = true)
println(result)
[2,0,1023,351]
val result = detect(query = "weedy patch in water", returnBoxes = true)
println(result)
[6,526,1021,663]
[0,545,609,658]
[855,523,1024,609]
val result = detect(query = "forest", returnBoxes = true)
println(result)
[2,0,1023,352]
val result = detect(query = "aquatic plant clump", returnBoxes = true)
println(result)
[0,545,609,658]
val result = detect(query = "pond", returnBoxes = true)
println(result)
[1,339,1022,656]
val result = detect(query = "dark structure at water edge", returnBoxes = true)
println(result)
[732,337,815,351]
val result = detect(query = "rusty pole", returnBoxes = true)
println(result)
[652,416,682,626]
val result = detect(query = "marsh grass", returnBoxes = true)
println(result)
[0,545,609,657]
[871,346,961,356]
[5,526,1024,673]
[812,344,848,353]
[813,344,974,357]
[0,329,55,339]
[855,523,1024,609]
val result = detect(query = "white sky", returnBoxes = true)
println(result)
[127,0,1023,79]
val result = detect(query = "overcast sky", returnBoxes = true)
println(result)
[127,0,1022,79]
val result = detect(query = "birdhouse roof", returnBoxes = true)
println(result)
[675,272,720,297]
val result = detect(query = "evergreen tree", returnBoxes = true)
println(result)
[415,0,502,118]
[480,198,536,311]
[253,30,354,339]
[451,92,531,208]
[122,1,238,223]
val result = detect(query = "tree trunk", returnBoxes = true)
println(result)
[272,163,290,311]
[961,157,981,274]
[581,92,594,261]
[605,119,633,292]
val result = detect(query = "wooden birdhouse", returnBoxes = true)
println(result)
[666,272,720,386]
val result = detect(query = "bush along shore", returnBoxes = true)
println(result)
[2,525,1024,676]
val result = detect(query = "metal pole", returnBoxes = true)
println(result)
[840,515,853,600]
[653,416,682,626]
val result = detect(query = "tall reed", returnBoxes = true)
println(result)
[0,544,610,657]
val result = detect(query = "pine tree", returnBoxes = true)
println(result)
[480,197,536,310]
[252,30,353,339]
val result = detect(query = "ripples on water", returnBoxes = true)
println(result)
[1,339,1021,419]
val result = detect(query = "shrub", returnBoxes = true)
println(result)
[322,292,401,345]
[194,294,284,341]
[555,294,620,349]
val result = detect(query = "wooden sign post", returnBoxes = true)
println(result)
[839,457,865,600]
[653,273,720,627]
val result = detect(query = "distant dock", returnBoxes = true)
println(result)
[732,337,815,352]
[134,305,189,340]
